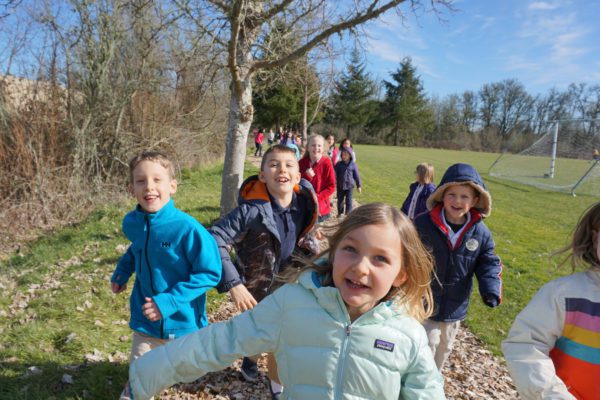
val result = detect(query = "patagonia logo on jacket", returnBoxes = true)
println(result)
[374,339,395,352]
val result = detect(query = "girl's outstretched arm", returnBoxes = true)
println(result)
[129,290,284,400]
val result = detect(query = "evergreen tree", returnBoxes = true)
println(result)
[382,57,433,145]
[327,48,377,139]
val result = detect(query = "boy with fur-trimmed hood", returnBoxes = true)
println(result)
[414,163,502,370]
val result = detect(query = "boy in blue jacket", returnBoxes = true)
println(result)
[414,163,502,370]
[334,146,362,216]
[111,151,221,399]
[209,144,319,398]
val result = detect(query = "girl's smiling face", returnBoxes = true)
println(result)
[332,223,406,321]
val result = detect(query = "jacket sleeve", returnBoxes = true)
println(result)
[353,164,361,189]
[501,281,575,399]
[401,184,414,215]
[129,289,285,400]
[209,206,250,292]
[474,227,503,305]
[318,158,336,204]
[152,225,222,319]
[400,328,446,399]
[111,245,135,285]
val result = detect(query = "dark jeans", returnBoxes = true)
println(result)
[254,142,263,156]
[337,188,353,215]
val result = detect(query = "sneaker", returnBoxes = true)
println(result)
[268,380,282,400]
[240,357,259,382]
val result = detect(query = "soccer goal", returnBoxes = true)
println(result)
[488,119,600,197]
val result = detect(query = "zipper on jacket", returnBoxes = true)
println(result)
[334,324,352,400]
[144,215,164,339]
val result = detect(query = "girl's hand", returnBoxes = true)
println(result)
[357,187,362,194]
[142,297,163,321]
[229,284,258,312]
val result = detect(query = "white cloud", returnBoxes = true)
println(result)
[528,1,560,11]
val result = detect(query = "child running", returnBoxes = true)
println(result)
[334,146,362,217]
[110,151,222,399]
[127,202,445,399]
[210,144,318,398]
[299,134,336,222]
[401,162,436,220]
[414,163,502,369]
[502,201,600,399]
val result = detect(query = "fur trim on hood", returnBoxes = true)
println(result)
[426,163,492,217]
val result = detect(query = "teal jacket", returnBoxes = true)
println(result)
[111,199,222,339]
[129,270,445,399]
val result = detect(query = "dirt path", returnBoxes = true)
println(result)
[157,155,519,399]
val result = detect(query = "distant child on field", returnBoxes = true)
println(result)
[268,129,275,146]
[414,163,502,369]
[300,134,336,222]
[127,203,445,400]
[209,144,319,398]
[110,151,222,399]
[326,134,339,165]
[502,202,600,399]
[339,137,356,161]
[254,128,264,157]
[334,146,362,217]
[401,163,436,220]
[280,131,300,159]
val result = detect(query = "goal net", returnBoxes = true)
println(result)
[488,119,600,197]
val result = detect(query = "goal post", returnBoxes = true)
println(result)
[489,119,600,197]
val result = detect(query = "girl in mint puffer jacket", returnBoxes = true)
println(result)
[128,203,445,400]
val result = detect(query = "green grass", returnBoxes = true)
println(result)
[1,147,597,398]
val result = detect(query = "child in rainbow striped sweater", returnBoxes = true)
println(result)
[502,201,600,399]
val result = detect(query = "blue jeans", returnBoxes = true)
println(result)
[337,188,353,215]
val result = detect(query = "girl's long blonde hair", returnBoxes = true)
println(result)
[554,201,600,271]
[284,202,435,322]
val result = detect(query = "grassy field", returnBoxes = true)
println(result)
[0,146,597,399]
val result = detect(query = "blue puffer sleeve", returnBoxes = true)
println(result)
[400,327,446,399]
[129,287,285,399]
[474,226,503,305]
[152,224,222,319]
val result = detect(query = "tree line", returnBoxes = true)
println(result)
[256,51,600,155]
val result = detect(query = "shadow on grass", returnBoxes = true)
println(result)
[0,360,128,399]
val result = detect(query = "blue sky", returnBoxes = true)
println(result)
[361,0,600,98]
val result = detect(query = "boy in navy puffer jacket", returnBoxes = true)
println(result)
[334,146,362,216]
[414,163,502,370]
[111,151,221,399]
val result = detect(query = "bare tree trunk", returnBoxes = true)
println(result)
[302,81,309,141]
[220,76,254,214]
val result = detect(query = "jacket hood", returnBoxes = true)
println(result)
[237,174,319,237]
[426,163,492,217]
[339,146,354,162]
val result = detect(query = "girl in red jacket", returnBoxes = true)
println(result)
[300,134,336,222]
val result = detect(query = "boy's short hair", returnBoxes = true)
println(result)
[426,163,492,217]
[416,163,434,184]
[260,145,298,170]
[128,151,176,183]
